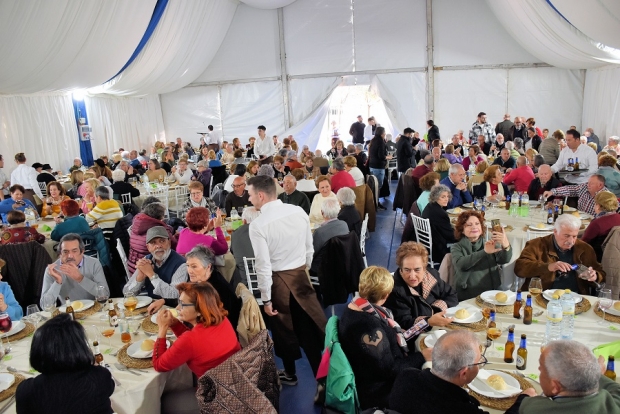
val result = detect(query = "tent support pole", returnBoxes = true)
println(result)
[278,7,292,129]
[426,0,434,121]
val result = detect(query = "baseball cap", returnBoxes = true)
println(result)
[146,226,169,243]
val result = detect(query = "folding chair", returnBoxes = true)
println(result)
[411,214,437,267]
[360,213,369,268]
[116,239,132,281]
[38,182,47,197]
[169,185,189,219]
[243,257,262,305]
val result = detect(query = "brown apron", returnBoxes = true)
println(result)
[207,143,219,153]
[259,156,273,166]
[270,266,327,361]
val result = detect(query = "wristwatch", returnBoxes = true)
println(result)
[150,273,160,281]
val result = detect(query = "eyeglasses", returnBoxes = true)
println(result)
[231,184,245,188]
[179,302,195,307]
[190,192,203,196]
[467,346,489,369]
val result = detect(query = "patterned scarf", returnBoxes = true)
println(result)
[354,297,409,355]
[407,270,448,312]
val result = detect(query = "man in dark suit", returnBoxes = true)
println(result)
[349,115,366,144]
[427,120,440,142]
[396,128,415,173]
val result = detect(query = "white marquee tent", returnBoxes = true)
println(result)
[1,0,620,172]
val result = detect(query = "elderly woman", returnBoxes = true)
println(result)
[303,155,321,181]
[597,154,620,197]
[582,191,620,262]
[0,210,45,245]
[385,242,457,333]
[41,181,71,218]
[272,155,289,181]
[145,159,166,182]
[300,145,314,164]
[182,181,217,218]
[416,171,440,213]
[170,159,193,185]
[176,207,227,256]
[451,210,511,300]
[442,144,462,165]
[290,168,317,192]
[16,314,114,413]
[462,145,484,172]
[50,200,90,241]
[472,165,509,201]
[422,184,457,265]
[327,140,348,158]
[343,155,364,186]
[339,266,431,410]
[257,164,284,196]
[0,184,38,222]
[309,175,338,226]
[310,199,349,275]
[337,187,361,237]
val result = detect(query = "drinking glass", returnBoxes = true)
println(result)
[123,292,138,319]
[99,326,116,352]
[598,288,613,326]
[481,303,496,323]
[26,305,41,329]
[40,293,56,315]
[95,285,110,321]
[486,319,504,357]
[0,312,13,355]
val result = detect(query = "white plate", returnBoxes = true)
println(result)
[0,374,14,393]
[605,302,620,316]
[59,299,94,313]
[423,329,447,348]
[1,320,25,337]
[150,308,179,324]
[528,224,554,231]
[445,305,483,324]
[578,212,592,220]
[480,290,517,306]
[469,369,522,398]
[462,203,473,209]
[447,208,466,215]
[563,206,576,212]
[542,289,582,304]
[118,296,153,310]
[127,337,170,359]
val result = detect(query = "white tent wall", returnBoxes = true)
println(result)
[0,94,79,173]
[582,65,620,143]
[84,95,165,157]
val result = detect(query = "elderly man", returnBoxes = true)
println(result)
[224,176,251,216]
[490,133,506,155]
[85,186,123,230]
[330,158,356,194]
[42,233,110,301]
[527,164,562,200]
[503,156,535,193]
[312,150,329,172]
[508,116,527,141]
[123,226,187,300]
[492,148,516,171]
[431,146,442,163]
[469,111,496,146]
[585,128,602,153]
[477,134,491,156]
[506,141,520,159]
[539,129,562,165]
[495,113,514,138]
[69,157,83,173]
[284,151,303,171]
[220,144,235,165]
[310,199,349,274]
[128,150,141,169]
[551,129,599,184]
[506,340,620,414]
[230,207,260,287]
[118,160,140,183]
[440,164,473,209]
[412,154,435,187]
[390,330,496,414]
[247,175,326,388]
[277,175,311,214]
[515,214,604,293]
[543,174,608,215]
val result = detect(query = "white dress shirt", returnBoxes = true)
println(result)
[348,167,365,186]
[249,199,313,302]
[550,144,599,184]
[255,136,275,158]
[208,130,221,146]
[10,163,43,199]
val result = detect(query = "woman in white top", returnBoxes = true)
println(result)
[344,156,365,187]
[309,175,337,225]
[172,159,193,185]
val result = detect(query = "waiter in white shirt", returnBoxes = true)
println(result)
[206,125,221,153]
[254,125,275,165]
[247,175,326,386]
[363,116,379,148]
[550,129,598,184]
[10,152,43,212]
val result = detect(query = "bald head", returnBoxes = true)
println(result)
[232,176,246,196]
[282,175,297,195]
[432,331,480,386]
[537,164,552,184]
[517,156,527,167]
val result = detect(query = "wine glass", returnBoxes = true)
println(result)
[123,292,138,319]
[0,312,13,355]
[529,277,543,315]
[486,318,504,357]
[99,325,116,352]
[26,305,41,329]
[598,288,613,326]
[481,303,495,323]
[95,285,110,321]
[40,293,56,316]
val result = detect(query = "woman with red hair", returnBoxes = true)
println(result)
[50,199,90,241]
[175,207,228,256]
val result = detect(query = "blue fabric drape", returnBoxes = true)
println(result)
[72,99,94,167]
[104,0,169,83]
[546,1,571,25]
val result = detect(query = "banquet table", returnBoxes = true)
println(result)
[418,294,619,414]
[0,301,193,414]
[449,204,591,290]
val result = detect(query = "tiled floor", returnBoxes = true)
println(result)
[278,180,401,414]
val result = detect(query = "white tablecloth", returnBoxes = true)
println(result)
[419,295,617,414]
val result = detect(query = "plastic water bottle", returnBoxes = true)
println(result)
[560,292,575,340]
[545,295,563,342]
[519,193,530,217]
[230,207,239,220]
[509,191,519,217]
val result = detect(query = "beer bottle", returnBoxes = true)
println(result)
[547,208,554,224]
[554,206,559,222]
[513,291,522,319]
[65,297,75,321]
[516,334,527,370]
[108,299,118,327]
[504,328,515,363]
[605,356,616,381]
[574,157,580,171]
[523,295,533,325]
[93,341,104,365]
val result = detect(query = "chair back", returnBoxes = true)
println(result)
[169,185,189,219]
[38,182,47,197]
[360,213,369,268]
[116,239,131,281]
[120,193,132,205]
[146,185,170,219]
[411,202,421,217]
[438,253,456,289]
[243,257,262,305]
[411,214,436,266]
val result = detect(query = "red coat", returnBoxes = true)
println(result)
[127,214,178,274]
[331,170,356,194]
[153,319,241,378]
[502,165,535,193]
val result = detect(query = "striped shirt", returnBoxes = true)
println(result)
[550,183,608,216]
[85,199,123,229]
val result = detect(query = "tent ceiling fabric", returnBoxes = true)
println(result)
[0,0,155,94]
[239,0,297,9]
[485,0,620,69]
[89,0,238,96]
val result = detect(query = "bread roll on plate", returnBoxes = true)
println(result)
[455,309,471,319]
[486,374,507,390]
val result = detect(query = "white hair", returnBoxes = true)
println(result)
[432,331,479,379]
[554,213,581,232]
[580,136,588,144]
[449,163,464,175]
[121,151,130,159]
[321,198,341,219]
[544,340,600,394]
[505,141,514,150]
[112,169,126,182]
[241,206,260,224]
[337,187,356,206]
[608,136,619,145]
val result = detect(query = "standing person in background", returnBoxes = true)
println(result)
[206,125,221,153]
[538,129,563,165]
[10,152,43,210]
[427,120,440,142]
[469,112,496,146]
[349,115,366,145]
[368,127,392,210]
[495,113,514,138]
[396,128,415,174]
[0,155,9,201]
[551,129,599,184]
[364,117,379,148]
[254,125,275,165]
